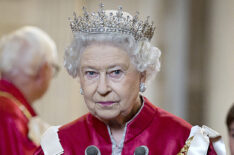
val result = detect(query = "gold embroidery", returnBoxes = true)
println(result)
[177,136,194,155]
[0,91,32,120]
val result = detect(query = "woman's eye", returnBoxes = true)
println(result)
[113,70,121,74]
[109,70,123,79]
[85,71,98,79]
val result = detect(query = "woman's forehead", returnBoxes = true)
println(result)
[80,44,130,67]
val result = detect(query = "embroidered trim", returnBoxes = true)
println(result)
[41,126,64,155]
[0,91,32,119]
[177,136,194,155]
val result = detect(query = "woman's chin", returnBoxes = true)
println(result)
[95,109,120,122]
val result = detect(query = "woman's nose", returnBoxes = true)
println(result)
[97,73,111,95]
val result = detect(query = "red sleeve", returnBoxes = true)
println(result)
[0,113,21,154]
[34,146,44,155]
[0,99,37,155]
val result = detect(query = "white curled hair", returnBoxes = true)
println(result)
[0,26,58,76]
[64,33,161,81]
[64,10,161,81]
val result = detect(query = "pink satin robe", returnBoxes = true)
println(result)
[35,97,216,155]
[0,79,37,155]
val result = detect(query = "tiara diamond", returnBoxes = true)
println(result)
[69,3,156,41]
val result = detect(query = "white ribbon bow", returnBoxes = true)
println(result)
[187,125,226,155]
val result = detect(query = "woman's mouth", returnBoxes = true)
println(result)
[97,101,115,105]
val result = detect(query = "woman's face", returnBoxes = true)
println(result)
[79,44,143,123]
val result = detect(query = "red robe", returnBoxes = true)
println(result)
[0,79,37,155]
[35,97,216,155]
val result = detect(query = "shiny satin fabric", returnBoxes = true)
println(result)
[0,79,37,155]
[35,97,217,155]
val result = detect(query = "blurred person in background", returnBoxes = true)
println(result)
[226,103,234,155]
[0,26,59,155]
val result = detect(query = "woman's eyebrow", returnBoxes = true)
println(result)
[81,66,98,70]
[107,63,129,70]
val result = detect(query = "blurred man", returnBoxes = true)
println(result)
[226,103,234,155]
[0,26,59,155]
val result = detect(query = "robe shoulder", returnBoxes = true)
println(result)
[155,106,192,134]
[0,96,25,119]
[0,96,28,136]
[58,113,97,148]
[0,96,36,155]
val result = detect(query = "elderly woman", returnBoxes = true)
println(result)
[35,4,225,155]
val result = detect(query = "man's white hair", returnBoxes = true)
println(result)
[0,26,58,76]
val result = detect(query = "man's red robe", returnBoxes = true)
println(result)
[35,97,216,155]
[0,79,37,155]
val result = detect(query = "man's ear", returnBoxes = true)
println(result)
[36,62,50,81]
[140,71,146,83]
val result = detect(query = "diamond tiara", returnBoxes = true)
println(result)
[69,3,156,41]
